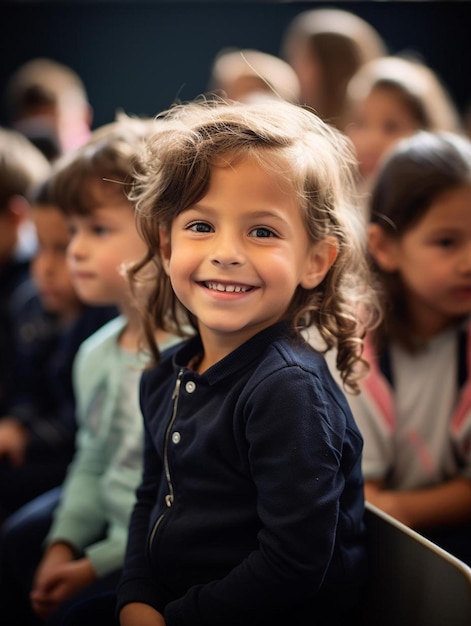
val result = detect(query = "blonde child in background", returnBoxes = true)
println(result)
[0,175,116,522]
[67,97,380,626]
[4,58,93,161]
[343,55,462,196]
[281,7,387,129]
[208,47,300,104]
[338,131,471,566]
[0,114,182,626]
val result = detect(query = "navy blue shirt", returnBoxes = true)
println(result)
[8,280,118,450]
[118,322,366,626]
[0,254,30,414]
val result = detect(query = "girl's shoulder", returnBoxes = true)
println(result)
[251,334,341,399]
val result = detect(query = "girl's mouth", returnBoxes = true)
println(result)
[203,281,253,293]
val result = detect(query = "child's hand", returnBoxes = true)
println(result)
[30,543,95,619]
[120,602,166,626]
[0,418,29,466]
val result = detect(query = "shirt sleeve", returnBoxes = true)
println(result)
[44,344,109,563]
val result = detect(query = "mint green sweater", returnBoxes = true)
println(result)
[46,316,180,577]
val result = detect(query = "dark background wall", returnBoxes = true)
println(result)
[2,1,470,129]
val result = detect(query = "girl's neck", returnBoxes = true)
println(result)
[405,298,465,343]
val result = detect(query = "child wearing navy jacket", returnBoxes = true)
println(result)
[68,98,380,626]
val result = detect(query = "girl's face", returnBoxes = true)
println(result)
[371,184,471,339]
[67,183,147,310]
[31,204,81,322]
[346,85,421,181]
[161,154,335,365]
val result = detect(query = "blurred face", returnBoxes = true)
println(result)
[162,155,335,365]
[67,186,147,309]
[372,185,471,339]
[346,85,421,181]
[31,204,81,320]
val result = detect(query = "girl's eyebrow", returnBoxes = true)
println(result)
[190,203,290,224]
[427,224,464,233]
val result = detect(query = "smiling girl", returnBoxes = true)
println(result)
[64,98,380,626]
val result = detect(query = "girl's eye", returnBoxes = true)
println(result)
[249,227,276,238]
[187,222,213,233]
[91,225,110,236]
[436,238,455,248]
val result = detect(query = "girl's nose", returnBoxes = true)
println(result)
[210,233,245,268]
[67,232,86,259]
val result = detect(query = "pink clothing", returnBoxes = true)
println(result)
[343,324,471,490]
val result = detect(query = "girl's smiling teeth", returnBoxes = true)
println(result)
[203,281,253,293]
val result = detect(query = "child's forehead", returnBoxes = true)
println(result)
[210,149,292,174]
[30,203,70,238]
[31,201,63,215]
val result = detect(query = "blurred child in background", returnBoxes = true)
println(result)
[281,7,387,129]
[0,114,182,625]
[4,58,93,161]
[339,131,471,565]
[343,55,461,196]
[0,175,117,522]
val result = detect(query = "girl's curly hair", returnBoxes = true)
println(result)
[129,97,380,393]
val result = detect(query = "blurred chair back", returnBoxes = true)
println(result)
[356,501,471,626]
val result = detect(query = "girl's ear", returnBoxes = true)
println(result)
[300,236,338,289]
[367,223,399,272]
[159,226,171,276]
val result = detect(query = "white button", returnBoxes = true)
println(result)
[185,381,196,393]
[172,431,181,444]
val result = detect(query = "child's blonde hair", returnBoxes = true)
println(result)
[130,98,380,391]
[344,55,461,133]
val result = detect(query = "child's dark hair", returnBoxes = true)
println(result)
[47,113,153,215]
[129,98,380,392]
[370,130,471,349]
